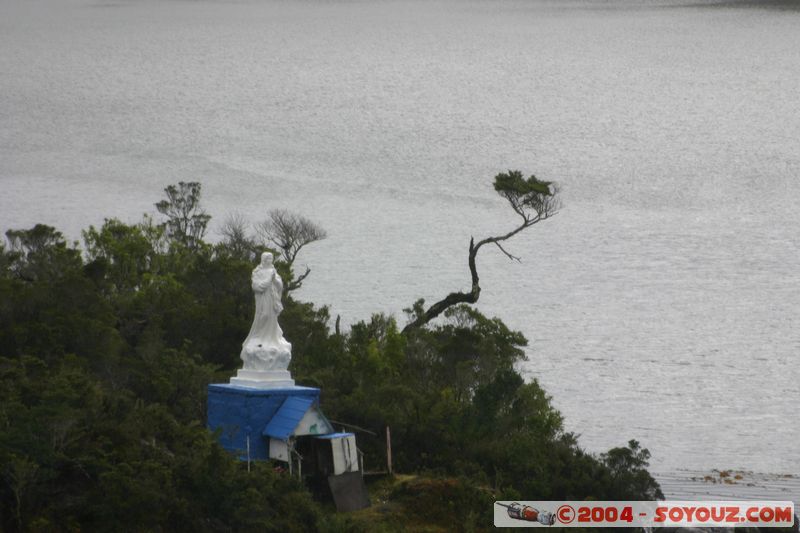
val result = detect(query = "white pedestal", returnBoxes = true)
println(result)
[229,369,295,389]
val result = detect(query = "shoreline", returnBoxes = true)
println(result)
[656,469,800,507]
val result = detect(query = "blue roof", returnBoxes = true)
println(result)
[314,432,354,440]
[262,396,315,440]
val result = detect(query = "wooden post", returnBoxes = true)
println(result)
[297,451,302,480]
[386,426,393,475]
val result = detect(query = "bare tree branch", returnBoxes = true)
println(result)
[255,209,327,266]
[286,265,311,294]
[494,241,520,262]
[218,212,257,260]
[255,209,327,298]
[219,212,249,243]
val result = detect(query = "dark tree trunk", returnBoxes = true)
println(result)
[402,238,481,333]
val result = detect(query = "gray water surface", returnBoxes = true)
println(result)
[1,0,798,477]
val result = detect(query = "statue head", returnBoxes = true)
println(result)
[260,252,273,267]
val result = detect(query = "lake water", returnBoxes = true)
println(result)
[1,0,798,483]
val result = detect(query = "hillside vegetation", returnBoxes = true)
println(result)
[0,184,661,532]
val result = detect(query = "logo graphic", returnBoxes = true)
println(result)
[557,504,576,524]
[494,501,795,528]
[496,502,556,525]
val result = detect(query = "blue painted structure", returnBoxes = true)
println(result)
[263,396,315,440]
[207,383,321,460]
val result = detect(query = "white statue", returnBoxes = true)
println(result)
[230,252,295,388]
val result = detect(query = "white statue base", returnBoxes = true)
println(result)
[230,369,295,389]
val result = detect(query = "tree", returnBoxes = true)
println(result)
[255,209,327,298]
[154,182,211,249]
[600,440,664,500]
[82,216,166,292]
[4,224,82,282]
[403,170,560,333]
[217,212,259,262]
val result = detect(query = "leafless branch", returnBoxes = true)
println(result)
[255,209,327,267]
[494,241,520,262]
[286,266,311,294]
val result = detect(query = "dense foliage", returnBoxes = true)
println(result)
[0,184,661,531]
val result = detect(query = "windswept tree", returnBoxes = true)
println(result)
[256,209,327,297]
[403,170,560,333]
[155,182,211,249]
